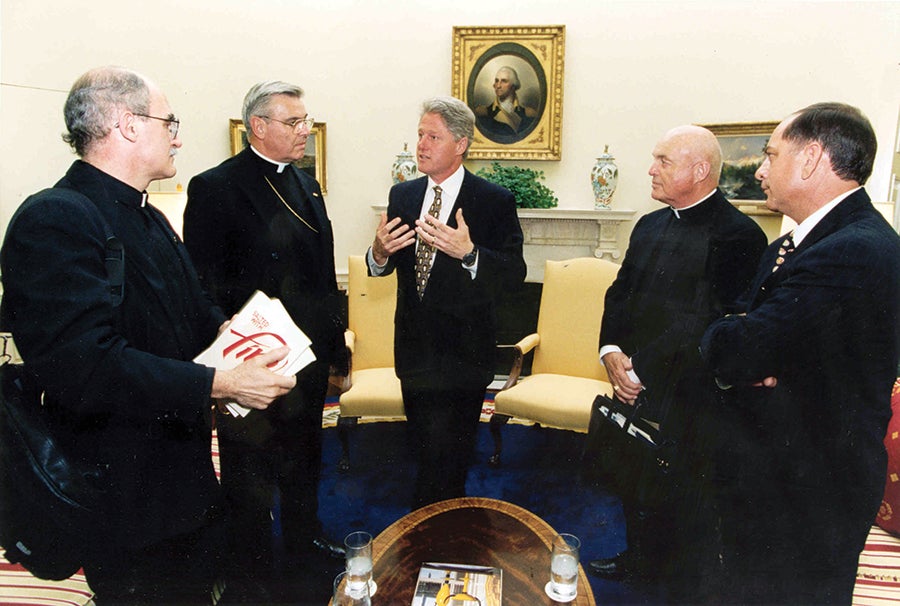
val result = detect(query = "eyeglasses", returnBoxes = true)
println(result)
[134,113,180,139]
[258,115,315,134]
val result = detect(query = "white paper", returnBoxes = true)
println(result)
[194,291,316,417]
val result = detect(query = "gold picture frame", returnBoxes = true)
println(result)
[229,118,328,194]
[701,121,781,214]
[452,25,565,161]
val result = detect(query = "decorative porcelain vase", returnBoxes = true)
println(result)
[391,143,417,184]
[591,145,618,209]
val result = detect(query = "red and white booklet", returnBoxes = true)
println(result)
[194,290,316,417]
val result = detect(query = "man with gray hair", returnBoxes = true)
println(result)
[0,66,296,603]
[185,80,346,601]
[369,96,526,508]
[583,124,767,602]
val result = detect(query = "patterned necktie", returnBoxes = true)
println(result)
[414,185,443,299]
[772,232,795,273]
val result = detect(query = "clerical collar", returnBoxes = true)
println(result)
[250,145,291,173]
[76,160,146,209]
[670,188,717,219]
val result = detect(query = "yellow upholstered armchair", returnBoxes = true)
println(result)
[489,257,619,464]
[336,255,405,470]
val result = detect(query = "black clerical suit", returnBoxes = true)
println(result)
[378,169,525,508]
[0,160,226,602]
[586,189,767,601]
[701,188,900,604]
[184,148,344,585]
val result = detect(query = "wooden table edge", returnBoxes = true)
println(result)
[371,496,596,605]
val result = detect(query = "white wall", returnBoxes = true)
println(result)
[2,0,898,274]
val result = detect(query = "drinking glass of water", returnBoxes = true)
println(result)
[547,533,580,601]
[333,570,371,606]
[344,531,376,598]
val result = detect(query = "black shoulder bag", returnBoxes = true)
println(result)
[0,202,124,580]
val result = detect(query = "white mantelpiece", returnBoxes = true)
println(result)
[370,205,636,282]
[516,208,635,281]
[516,208,635,260]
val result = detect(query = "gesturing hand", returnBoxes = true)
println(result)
[372,211,416,265]
[415,208,474,261]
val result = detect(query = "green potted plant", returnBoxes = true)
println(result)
[475,162,558,209]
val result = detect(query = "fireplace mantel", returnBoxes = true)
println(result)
[370,204,636,281]
[515,208,635,260]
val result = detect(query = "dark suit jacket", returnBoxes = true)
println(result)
[0,160,224,551]
[702,188,900,551]
[600,190,768,428]
[184,148,344,368]
[380,169,526,390]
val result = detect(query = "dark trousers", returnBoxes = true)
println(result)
[217,362,329,598]
[401,384,486,509]
[718,474,865,605]
[84,519,225,605]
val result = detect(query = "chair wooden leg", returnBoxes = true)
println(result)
[337,415,359,472]
[488,413,512,466]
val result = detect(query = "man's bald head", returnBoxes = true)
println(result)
[648,125,723,208]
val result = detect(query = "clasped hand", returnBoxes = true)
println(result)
[601,351,643,405]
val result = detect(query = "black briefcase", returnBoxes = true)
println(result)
[0,363,108,580]
[593,393,679,472]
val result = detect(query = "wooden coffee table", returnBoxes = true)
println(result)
[370,496,595,605]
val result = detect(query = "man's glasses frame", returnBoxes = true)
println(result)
[134,113,180,139]
[258,115,315,134]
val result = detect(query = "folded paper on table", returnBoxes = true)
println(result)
[194,290,315,417]
[412,562,502,606]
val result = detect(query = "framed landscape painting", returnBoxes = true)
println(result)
[701,121,780,214]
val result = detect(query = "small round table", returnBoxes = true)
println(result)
[370,496,596,605]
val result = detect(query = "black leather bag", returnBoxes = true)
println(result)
[0,362,109,579]
[594,393,658,441]
[593,393,678,472]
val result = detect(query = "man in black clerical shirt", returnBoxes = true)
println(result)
[0,66,295,605]
[184,81,346,603]
[584,125,767,604]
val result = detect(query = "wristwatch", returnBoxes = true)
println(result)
[462,246,478,267]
